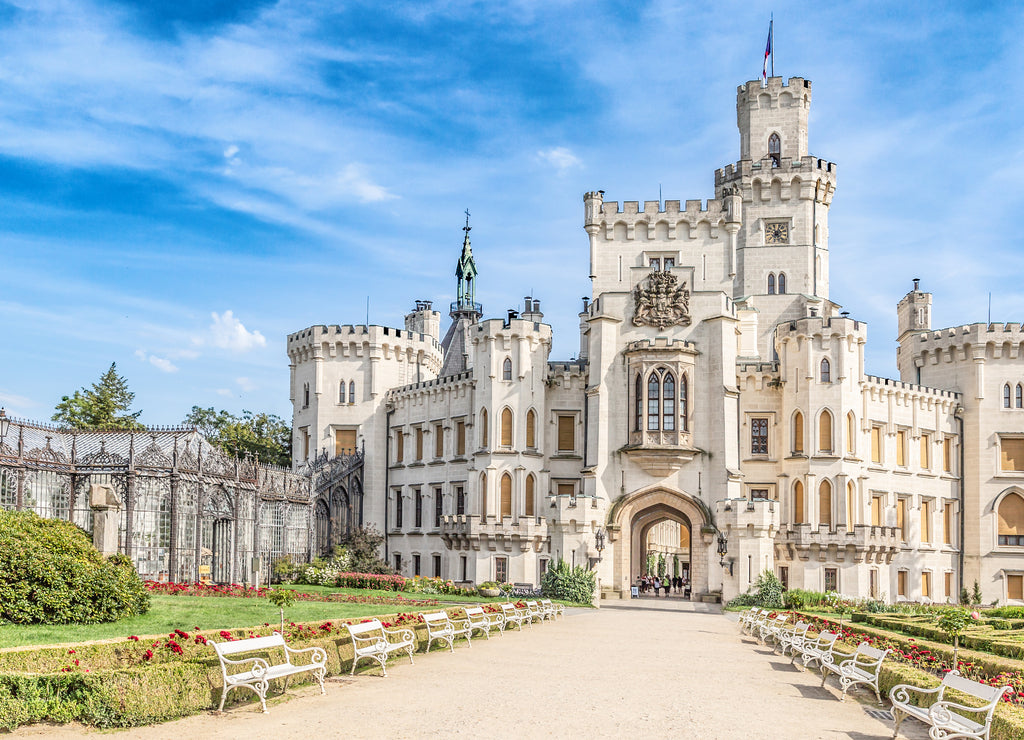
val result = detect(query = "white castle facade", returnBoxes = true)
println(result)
[288,75,1024,604]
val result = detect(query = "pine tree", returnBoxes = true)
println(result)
[52,363,143,429]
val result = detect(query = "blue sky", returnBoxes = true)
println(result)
[1,0,1022,425]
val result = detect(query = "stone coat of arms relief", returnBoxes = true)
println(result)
[633,270,691,329]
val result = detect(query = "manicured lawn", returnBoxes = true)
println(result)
[279,584,509,604]
[0,595,436,649]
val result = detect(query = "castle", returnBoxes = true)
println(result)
[288,75,1024,604]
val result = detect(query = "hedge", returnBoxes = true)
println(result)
[861,614,1024,661]
[0,608,494,729]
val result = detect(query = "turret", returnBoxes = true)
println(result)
[405,300,441,341]
[896,279,933,381]
[736,77,811,164]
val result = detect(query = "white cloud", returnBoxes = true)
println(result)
[148,355,178,373]
[537,147,581,174]
[223,144,239,159]
[236,377,257,392]
[206,311,267,352]
[0,391,35,415]
[337,164,398,203]
[215,388,233,397]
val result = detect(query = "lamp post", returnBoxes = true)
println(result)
[589,528,606,569]
[717,529,732,576]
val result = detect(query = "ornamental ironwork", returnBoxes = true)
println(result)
[633,270,691,329]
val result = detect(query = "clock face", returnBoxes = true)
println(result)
[765,222,789,244]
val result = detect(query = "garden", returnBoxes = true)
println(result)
[731,570,1024,739]
[0,511,594,730]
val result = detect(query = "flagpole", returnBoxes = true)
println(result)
[770,15,774,78]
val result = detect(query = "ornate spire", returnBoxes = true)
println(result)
[454,209,480,316]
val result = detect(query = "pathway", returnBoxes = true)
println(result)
[13,600,928,739]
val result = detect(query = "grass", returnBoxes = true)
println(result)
[0,595,436,649]
[278,584,511,604]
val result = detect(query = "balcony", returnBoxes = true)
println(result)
[777,524,900,564]
[622,430,698,475]
[440,514,550,553]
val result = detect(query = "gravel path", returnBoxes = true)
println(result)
[13,599,928,739]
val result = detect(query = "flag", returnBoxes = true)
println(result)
[762,21,772,86]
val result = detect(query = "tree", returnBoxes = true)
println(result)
[183,406,291,467]
[339,525,391,574]
[52,363,143,430]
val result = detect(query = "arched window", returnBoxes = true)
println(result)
[820,358,831,383]
[680,374,688,431]
[456,487,465,516]
[778,273,787,294]
[303,382,310,407]
[480,409,488,448]
[1004,384,1011,408]
[768,273,776,294]
[768,133,781,167]
[819,479,833,529]
[1017,384,1023,409]
[634,374,643,432]
[999,492,1024,546]
[846,481,856,533]
[526,409,536,448]
[793,480,805,525]
[846,412,856,454]
[647,373,660,431]
[339,380,346,404]
[793,411,804,454]
[819,409,833,453]
[500,473,512,518]
[349,381,355,403]
[525,474,535,517]
[662,372,676,431]
[479,472,488,518]
[502,357,512,381]
[500,408,513,447]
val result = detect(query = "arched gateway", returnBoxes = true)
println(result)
[608,487,710,598]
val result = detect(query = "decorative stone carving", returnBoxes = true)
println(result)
[633,270,691,329]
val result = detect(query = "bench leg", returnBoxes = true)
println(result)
[407,645,415,665]
[891,707,906,739]
[316,666,326,695]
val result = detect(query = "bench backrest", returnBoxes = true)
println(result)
[422,611,449,625]
[347,619,383,637]
[526,601,539,609]
[943,671,1009,704]
[464,606,485,617]
[500,603,518,614]
[815,631,838,648]
[853,642,886,663]
[212,632,285,657]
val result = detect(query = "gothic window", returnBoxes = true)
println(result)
[414,489,423,528]
[768,133,781,167]
[999,492,1024,546]
[649,258,661,270]
[480,472,488,518]
[434,487,442,528]
[793,480,805,524]
[751,418,769,456]
[500,473,512,518]
[526,409,537,448]
[767,273,776,294]
[778,273,787,294]
[647,373,660,431]
[395,491,403,529]
[819,479,833,529]
[820,358,831,383]
[846,412,856,454]
[303,383,310,408]
[793,411,804,454]
[846,481,856,533]
[662,373,676,432]
[502,357,512,381]
[1005,384,1011,408]
[480,409,488,448]
[680,374,688,431]
[456,486,465,516]
[349,381,355,403]
[525,474,535,517]
[663,257,675,270]
[819,409,834,453]
[339,380,346,404]
[1017,384,1023,409]
[500,408,513,447]
[634,374,643,432]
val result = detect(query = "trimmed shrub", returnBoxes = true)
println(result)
[0,511,149,624]
[540,559,595,604]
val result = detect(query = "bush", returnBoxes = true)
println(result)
[540,559,595,604]
[782,588,828,609]
[339,526,392,574]
[753,570,783,608]
[0,511,149,624]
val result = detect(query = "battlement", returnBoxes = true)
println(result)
[287,323,444,363]
[901,322,1024,363]
[737,361,780,374]
[598,197,727,221]
[472,316,553,340]
[546,360,588,376]
[715,155,837,188]
[624,338,699,354]
[864,374,960,401]
[386,369,474,399]
[737,76,811,101]
[776,314,866,341]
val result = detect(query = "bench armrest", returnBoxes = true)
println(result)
[219,655,270,677]
[284,644,328,664]
[351,632,385,648]
[384,627,415,642]
[451,619,471,630]
[889,683,943,706]
[929,697,1002,726]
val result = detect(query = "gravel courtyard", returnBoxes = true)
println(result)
[14,599,928,739]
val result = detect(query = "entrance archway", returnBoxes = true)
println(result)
[638,513,691,587]
[609,487,709,598]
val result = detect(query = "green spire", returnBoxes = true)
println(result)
[455,209,478,311]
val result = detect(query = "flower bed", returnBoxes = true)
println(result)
[144,581,438,606]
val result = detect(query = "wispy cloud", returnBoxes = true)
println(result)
[537,147,581,174]
[203,311,267,353]
[236,377,257,392]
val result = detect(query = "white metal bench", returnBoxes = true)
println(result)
[421,611,472,652]
[796,630,839,669]
[524,600,545,624]
[890,670,1012,740]
[464,606,505,638]
[211,632,327,713]
[758,613,790,644]
[776,620,810,655]
[347,619,416,676]
[540,599,564,619]
[740,608,767,635]
[820,641,888,703]
[500,603,529,631]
